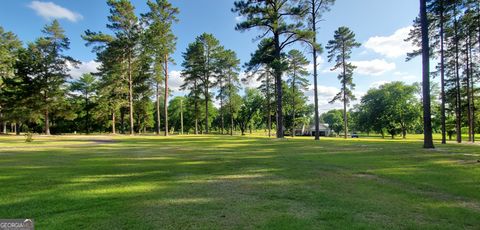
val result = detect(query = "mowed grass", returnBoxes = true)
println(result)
[0,135,479,229]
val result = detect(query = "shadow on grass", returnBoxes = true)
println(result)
[0,136,479,229]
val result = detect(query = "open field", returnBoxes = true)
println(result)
[0,135,479,229]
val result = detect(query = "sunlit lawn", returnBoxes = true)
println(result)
[0,134,479,229]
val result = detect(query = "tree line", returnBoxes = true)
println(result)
[0,0,478,143]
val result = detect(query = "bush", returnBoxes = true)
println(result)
[25,133,33,143]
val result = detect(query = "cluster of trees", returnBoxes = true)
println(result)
[0,0,318,136]
[320,82,422,139]
[233,0,343,139]
[408,0,479,145]
[0,0,180,135]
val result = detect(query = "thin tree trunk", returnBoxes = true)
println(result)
[45,109,50,135]
[311,0,320,141]
[267,70,272,138]
[164,54,169,136]
[2,120,6,134]
[274,33,284,138]
[220,84,224,135]
[205,86,209,134]
[229,79,234,136]
[291,70,296,138]
[156,82,161,135]
[230,112,234,136]
[194,82,199,135]
[0,112,6,134]
[15,123,20,136]
[466,36,472,142]
[470,37,476,143]
[128,52,134,136]
[120,108,125,134]
[439,2,447,144]
[342,44,348,139]
[85,92,90,135]
[421,0,435,148]
[180,99,184,135]
[453,5,462,143]
[112,112,116,134]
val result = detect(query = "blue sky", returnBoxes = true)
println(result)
[0,0,424,111]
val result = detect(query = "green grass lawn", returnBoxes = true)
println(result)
[0,135,479,229]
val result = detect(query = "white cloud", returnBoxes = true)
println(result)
[240,72,263,89]
[364,26,415,58]
[351,59,396,76]
[169,70,184,92]
[28,1,83,22]
[68,61,100,79]
[305,85,340,110]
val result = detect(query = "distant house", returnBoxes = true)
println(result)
[292,123,332,136]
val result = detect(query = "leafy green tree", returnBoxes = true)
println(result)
[84,0,139,135]
[31,20,77,135]
[243,39,276,137]
[167,96,185,134]
[70,73,97,134]
[286,49,309,137]
[236,88,263,135]
[181,34,224,134]
[142,0,179,136]
[94,41,128,134]
[326,26,360,139]
[197,33,223,134]
[320,109,345,135]
[181,41,204,134]
[216,49,241,135]
[0,26,22,133]
[357,82,421,139]
[233,0,312,138]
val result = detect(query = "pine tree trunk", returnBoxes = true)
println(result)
[156,82,161,135]
[342,44,348,139]
[205,86,209,134]
[421,0,434,148]
[230,113,234,136]
[128,53,134,136]
[311,0,320,141]
[120,109,125,134]
[466,37,472,142]
[85,93,90,135]
[453,5,462,143]
[274,33,284,138]
[291,72,296,138]
[439,2,447,144]
[180,99,184,135]
[220,86,224,135]
[194,82,199,135]
[470,38,476,143]
[0,112,6,134]
[164,54,169,136]
[468,35,475,142]
[267,71,272,138]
